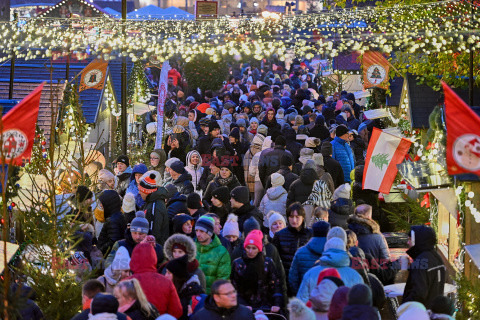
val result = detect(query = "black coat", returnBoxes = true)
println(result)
[190,296,255,320]
[173,172,194,195]
[178,276,205,320]
[329,198,354,229]
[233,203,264,234]
[71,311,128,320]
[167,193,188,221]
[260,118,282,141]
[341,305,380,320]
[196,135,214,158]
[272,226,312,283]
[124,300,160,320]
[403,226,446,308]
[258,147,293,187]
[97,191,127,255]
[287,168,318,206]
[265,166,298,191]
[310,124,330,141]
[323,155,345,189]
[283,128,303,162]
[350,136,366,165]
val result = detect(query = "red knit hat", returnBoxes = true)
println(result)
[317,268,341,285]
[244,229,263,252]
[197,103,210,113]
[138,173,157,194]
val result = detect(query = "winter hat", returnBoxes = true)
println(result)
[303,159,317,171]
[165,184,178,199]
[288,298,316,320]
[98,169,115,182]
[75,186,93,202]
[211,186,230,204]
[166,254,189,279]
[295,115,304,126]
[333,183,351,201]
[324,237,346,251]
[115,155,130,167]
[186,192,202,210]
[122,193,136,213]
[310,277,345,312]
[312,153,324,167]
[335,125,349,137]
[305,137,321,148]
[317,268,342,285]
[230,186,250,205]
[205,108,216,115]
[169,160,186,174]
[236,118,247,128]
[223,214,240,237]
[111,246,131,271]
[146,122,157,134]
[315,114,326,125]
[172,214,194,234]
[397,302,429,320]
[211,137,225,151]
[276,108,285,119]
[130,211,149,234]
[257,124,268,136]
[312,220,331,237]
[328,286,350,320]
[208,119,221,132]
[229,127,240,140]
[165,157,180,169]
[348,284,373,306]
[267,211,286,230]
[321,142,333,157]
[299,148,314,164]
[195,216,215,237]
[90,293,119,314]
[243,216,261,236]
[250,117,259,125]
[430,295,455,316]
[270,172,285,188]
[138,173,158,194]
[252,134,264,147]
[327,226,347,243]
[244,229,263,252]
[281,154,293,167]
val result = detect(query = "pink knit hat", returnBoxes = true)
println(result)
[244,230,263,252]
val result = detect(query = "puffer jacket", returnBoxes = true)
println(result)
[231,254,284,309]
[142,187,169,245]
[185,150,204,193]
[196,235,231,294]
[331,137,355,183]
[259,186,288,225]
[272,226,312,284]
[297,248,364,302]
[329,198,354,228]
[403,225,446,308]
[162,233,207,290]
[323,155,345,189]
[126,163,148,208]
[289,236,326,295]
[203,174,241,204]
[190,295,255,320]
[97,190,127,255]
[346,116,360,131]
[232,203,264,234]
[347,215,390,261]
[287,168,318,206]
[172,171,194,195]
[166,193,188,221]
[115,166,132,197]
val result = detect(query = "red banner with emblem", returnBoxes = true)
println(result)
[362,51,390,90]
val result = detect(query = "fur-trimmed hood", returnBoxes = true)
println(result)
[163,233,197,262]
[347,215,381,234]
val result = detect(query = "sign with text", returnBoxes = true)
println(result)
[196,1,218,20]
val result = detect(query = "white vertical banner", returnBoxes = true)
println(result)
[155,60,171,150]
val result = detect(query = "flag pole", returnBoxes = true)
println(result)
[121,0,128,155]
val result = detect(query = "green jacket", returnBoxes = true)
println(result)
[196,235,231,294]
[142,187,169,246]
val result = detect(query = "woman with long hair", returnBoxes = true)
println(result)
[114,278,160,320]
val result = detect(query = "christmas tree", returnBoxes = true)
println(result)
[371,66,382,79]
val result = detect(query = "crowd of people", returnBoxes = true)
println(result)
[34,59,456,320]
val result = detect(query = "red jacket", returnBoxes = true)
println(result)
[128,243,182,318]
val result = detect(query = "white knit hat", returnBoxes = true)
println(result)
[111,246,131,271]
[324,237,346,251]
[333,183,351,201]
[165,157,180,168]
[270,173,285,188]
[146,122,157,135]
[267,211,286,230]
[122,193,136,213]
[305,137,321,148]
[327,226,347,243]
[312,153,324,167]
[98,169,114,182]
[223,214,240,237]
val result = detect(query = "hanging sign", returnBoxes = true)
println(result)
[155,60,171,149]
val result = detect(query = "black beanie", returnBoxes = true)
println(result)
[274,135,286,147]
[430,295,455,316]
[335,125,349,137]
[243,216,261,236]
[230,186,250,205]
[166,254,189,279]
[211,186,230,204]
[229,127,240,140]
[208,119,220,132]
[115,155,129,167]
[321,141,333,157]
[187,192,202,209]
[91,293,119,314]
[312,221,330,237]
[280,154,293,167]
[170,160,186,174]
[348,284,372,306]
[75,185,93,202]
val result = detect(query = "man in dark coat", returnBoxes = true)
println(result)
[97,190,127,255]
[191,280,255,320]
[260,107,282,141]
[310,114,331,141]
[197,120,222,160]
[168,160,194,195]
[287,167,318,206]
[230,186,263,232]
[282,127,303,162]
[403,225,446,308]
[321,141,345,189]
[258,135,293,187]
[265,154,299,190]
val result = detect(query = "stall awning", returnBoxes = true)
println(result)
[465,243,480,271]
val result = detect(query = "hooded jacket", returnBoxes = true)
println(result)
[196,235,231,294]
[259,186,288,223]
[310,117,330,141]
[283,127,303,162]
[243,136,264,192]
[331,137,355,183]
[116,166,133,197]
[329,198,354,229]
[126,163,148,208]
[166,193,188,222]
[190,295,255,320]
[185,150,204,193]
[128,243,183,318]
[402,226,446,308]
[142,187,169,245]
[172,171,194,195]
[150,149,167,179]
[288,236,326,294]
[287,168,318,206]
[297,248,364,302]
[347,215,390,261]
[97,190,127,254]
[232,203,264,234]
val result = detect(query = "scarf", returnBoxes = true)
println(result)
[242,253,265,296]
[217,174,234,187]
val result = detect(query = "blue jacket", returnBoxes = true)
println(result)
[347,215,390,262]
[289,237,326,294]
[296,248,364,302]
[331,137,355,183]
[126,164,148,208]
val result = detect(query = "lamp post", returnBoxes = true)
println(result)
[121,0,127,154]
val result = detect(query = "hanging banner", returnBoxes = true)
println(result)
[196,0,218,20]
[362,51,390,90]
[443,81,480,176]
[155,61,171,149]
[79,59,108,92]
[363,127,412,194]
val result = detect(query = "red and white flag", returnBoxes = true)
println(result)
[1,83,44,165]
[363,127,412,194]
[443,81,480,176]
